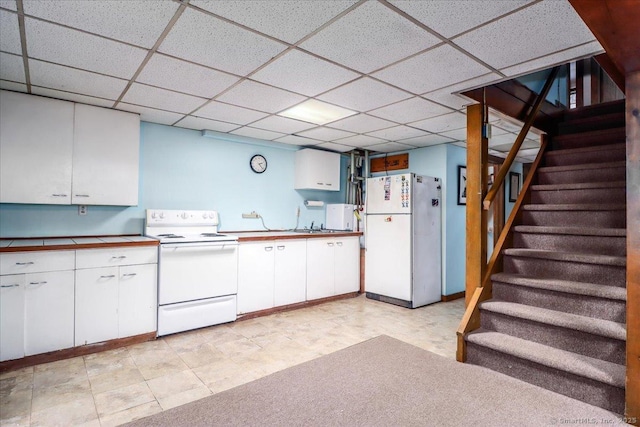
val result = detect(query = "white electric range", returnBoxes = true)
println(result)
[145,209,238,336]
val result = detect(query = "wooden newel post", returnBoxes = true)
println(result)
[465,104,488,307]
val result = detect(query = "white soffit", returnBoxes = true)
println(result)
[318,77,412,112]
[216,80,306,113]
[0,81,27,92]
[25,18,147,79]
[136,54,240,99]
[453,0,599,70]
[250,115,316,134]
[328,113,396,134]
[0,52,25,83]
[193,101,269,126]
[373,44,491,94]
[299,0,440,73]
[367,96,452,123]
[22,0,180,49]
[158,8,287,76]
[31,87,115,108]
[409,111,467,133]
[0,10,23,55]
[175,115,239,133]
[250,49,359,97]
[118,103,185,125]
[121,83,207,114]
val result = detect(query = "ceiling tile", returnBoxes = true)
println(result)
[452,141,467,148]
[328,113,396,134]
[492,139,540,152]
[159,8,286,76]
[25,18,147,79]
[250,50,359,97]
[0,52,25,83]
[314,142,353,153]
[373,44,491,94]
[273,134,323,146]
[250,115,316,134]
[299,1,439,73]
[400,133,455,147]
[439,128,468,142]
[367,96,451,123]
[367,125,427,141]
[297,126,355,141]
[231,126,286,141]
[318,77,412,112]
[422,72,501,109]
[453,0,598,70]
[31,87,115,107]
[175,115,239,133]
[191,0,357,44]
[364,142,414,153]
[118,103,185,125]
[517,148,540,157]
[0,10,21,54]
[23,0,179,48]
[335,134,387,148]
[0,1,17,11]
[136,54,239,98]
[216,80,306,113]
[501,41,603,77]
[0,80,27,92]
[193,101,268,125]
[121,83,207,114]
[28,59,128,100]
[409,111,467,133]
[389,0,533,38]
[488,133,518,148]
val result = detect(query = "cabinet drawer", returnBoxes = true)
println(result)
[0,250,75,275]
[76,246,157,269]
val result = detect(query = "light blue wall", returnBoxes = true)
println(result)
[0,122,346,237]
[517,67,568,108]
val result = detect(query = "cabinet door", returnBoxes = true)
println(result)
[118,264,157,338]
[274,240,306,306]
[334,237,360,295]
[294,149,340,191]
[72,104,140,206]
[306,238,335,300]
[75,267,119,345]
[237,242,275,314]
[0,90,74,204]
[24,270,74,355]
[0,275,25,361]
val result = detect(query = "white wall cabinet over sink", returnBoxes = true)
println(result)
[237,240,306,314]
[0,90,140,206]
[306,237,359,300]
[294,148,340,191]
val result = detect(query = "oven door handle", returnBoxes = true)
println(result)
[160,241,238,250]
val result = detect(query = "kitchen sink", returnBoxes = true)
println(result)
[293,229,340,234]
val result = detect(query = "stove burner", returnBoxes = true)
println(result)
[200,233,224,237]
[157,234,185,239]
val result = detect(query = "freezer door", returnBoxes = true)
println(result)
[364,214,412,301]
[366,173,412,214]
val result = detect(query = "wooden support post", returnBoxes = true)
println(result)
[465,104,488,306]
[626,70,640,423]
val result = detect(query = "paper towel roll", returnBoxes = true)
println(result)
[304,200,324,207]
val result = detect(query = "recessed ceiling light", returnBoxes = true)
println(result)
[279,99,357,125]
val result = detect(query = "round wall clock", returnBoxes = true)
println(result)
[250,154,267,174]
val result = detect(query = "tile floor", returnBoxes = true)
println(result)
[0,295,465,427]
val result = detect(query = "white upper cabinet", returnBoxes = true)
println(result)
[294,148,340,191]
[0,90,74,204]
[72,104,140,206]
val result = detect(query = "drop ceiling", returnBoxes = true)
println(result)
[0,0,603,162]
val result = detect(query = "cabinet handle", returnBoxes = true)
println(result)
[316,182,324,186]
[1,284,20,288]
[336,242,343,246]
[264,246,273,251]
[277,245,285,250]
[75,194,90,198]
[327,242,334,247]
[15,262,34,265]
[28,281,47,285]
[99,275,116,279]
[111,256,127,259]
[326,183,333,187]
[52,194,68,197]
[122,273,137,277]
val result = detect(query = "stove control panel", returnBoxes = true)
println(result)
[146,209,219,226]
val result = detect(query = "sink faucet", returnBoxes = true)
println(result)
[310,221,315,230]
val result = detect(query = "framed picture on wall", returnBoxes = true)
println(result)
[457,166,467,205]
[509,172,521,202]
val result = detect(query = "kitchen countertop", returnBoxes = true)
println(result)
[230,230,363,242]
[0,235,159,253]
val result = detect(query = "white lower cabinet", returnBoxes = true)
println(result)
[307,237,360,300]
[75,267,119,346]
[0,275,25,362]
[119,264,157,338]
[238,239,307,314]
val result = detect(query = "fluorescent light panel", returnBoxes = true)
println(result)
[278,99,356,125]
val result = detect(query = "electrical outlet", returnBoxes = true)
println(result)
[78,205,88,216]
[242,211,260,219]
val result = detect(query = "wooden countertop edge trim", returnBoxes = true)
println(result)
[0,240,159,253]
[236,232,363,242]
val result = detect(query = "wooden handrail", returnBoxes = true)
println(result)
[483,66,559,211]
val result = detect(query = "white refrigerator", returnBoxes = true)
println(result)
[365,173,442,308]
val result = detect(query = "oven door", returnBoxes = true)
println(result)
[158,241,238,305]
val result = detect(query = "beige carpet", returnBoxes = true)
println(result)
[125,335,623,426]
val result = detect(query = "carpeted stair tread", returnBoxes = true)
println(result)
[537,161,625,173]
[491,273,627,301]
[466,330,625,388]
[530,181,626,191]
[522,203,625,211]
[503,248,626,266]
[550,127,625,143]
[513,225,626,237]
[545,143,625,157]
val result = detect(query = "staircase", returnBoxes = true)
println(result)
[465,100,627,414]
